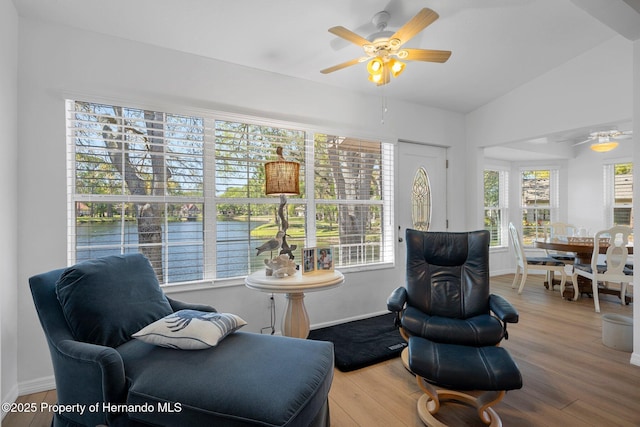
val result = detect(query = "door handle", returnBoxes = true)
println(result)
[398,226,403,243]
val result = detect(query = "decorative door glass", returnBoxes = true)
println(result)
[412,167,431,231]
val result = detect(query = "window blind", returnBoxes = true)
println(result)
[484,169,509,247]
[210,119,306,279]
[67,100,206,283]
[67,100,394,285]
[519,168,558,245]
[604,162,633,227]
[313,134,394,267]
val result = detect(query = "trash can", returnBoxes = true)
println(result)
[602,314,633,352]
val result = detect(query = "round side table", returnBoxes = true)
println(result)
[245,270,344,338]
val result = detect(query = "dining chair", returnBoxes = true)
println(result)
[543,222,577,291]
[508,222,567,295]
[571,225,633,313]
[545,222,577,263]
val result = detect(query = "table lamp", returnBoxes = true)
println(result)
[264,147,300,260]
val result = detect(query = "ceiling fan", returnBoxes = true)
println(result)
[320,7,451,86]
[573,130,633,152]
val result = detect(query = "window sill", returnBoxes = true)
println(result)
[161,262,396,294]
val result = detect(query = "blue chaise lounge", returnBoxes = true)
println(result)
[29,254,334,427]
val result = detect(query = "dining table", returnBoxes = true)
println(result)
[534,238,633,302]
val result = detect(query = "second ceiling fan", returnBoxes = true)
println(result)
[321,7,451,85]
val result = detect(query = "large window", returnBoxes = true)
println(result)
[604,162,633,227]
[313,135,394,265]
[67,100,394,285]
[484,169,508,247]
[520,168,558,245]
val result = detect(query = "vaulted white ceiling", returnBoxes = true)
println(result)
[13,0,634,114]
[13,0,639,159]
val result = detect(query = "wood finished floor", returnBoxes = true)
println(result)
[4,274,638,427]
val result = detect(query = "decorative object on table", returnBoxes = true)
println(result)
[567,236,610,246]
[264,254,297,278]
[261,146,301,274]
[255,230,286,257]
[302,247,316,274]
[316,247,334,271]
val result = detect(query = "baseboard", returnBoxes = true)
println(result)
[490,268,512,277]
[630,351,640,367]
[310,310,389,330]
[1,383,19,421]
[19,375,56,396]
[490,269,546,277]
[1,376,58,420]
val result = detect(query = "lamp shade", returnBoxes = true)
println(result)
[265,160,300,195]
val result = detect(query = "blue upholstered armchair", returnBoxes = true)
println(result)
[30,254,333,427]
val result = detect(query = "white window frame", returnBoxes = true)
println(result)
[66,99,395,287]
[484,167,509,248]
[603,161,633,227]
[519,167,559,246]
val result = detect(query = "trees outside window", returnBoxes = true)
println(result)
[605,162,633,228]
[520,169,558,245]
[484,169,508,247]
[67,100,394,284]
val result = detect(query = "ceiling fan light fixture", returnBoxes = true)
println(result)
[590,141,619,152]
[322,8,451,86]
[368,73,383,84]
[367,58,384,75]
[388,58,405,78]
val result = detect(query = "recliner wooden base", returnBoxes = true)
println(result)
[416,377,505,426]
[408,337,522,427]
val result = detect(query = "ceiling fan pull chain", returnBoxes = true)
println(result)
[380,88,387,124]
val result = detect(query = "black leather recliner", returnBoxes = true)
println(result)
[387,229,519,347]
[388,229,523,426]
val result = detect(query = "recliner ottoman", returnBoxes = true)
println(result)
[409,337,522,426]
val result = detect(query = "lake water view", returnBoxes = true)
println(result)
[75,220,268,283]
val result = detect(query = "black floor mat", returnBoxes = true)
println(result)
[307,313,407,372]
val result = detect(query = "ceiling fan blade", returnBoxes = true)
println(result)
[401,48,451,63]
[572,139,591,146]
[613,131,633,139]
[391,8,439,45]
[320,57,366,74]
[328,26,371,47]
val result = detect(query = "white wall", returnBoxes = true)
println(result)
[471,34,638,366]
[467,36,634,279]
[1,0,19,412]
[16,18,467,390]
[466,36,633,148]
[567,144,633,231]
[632,39,640,367]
